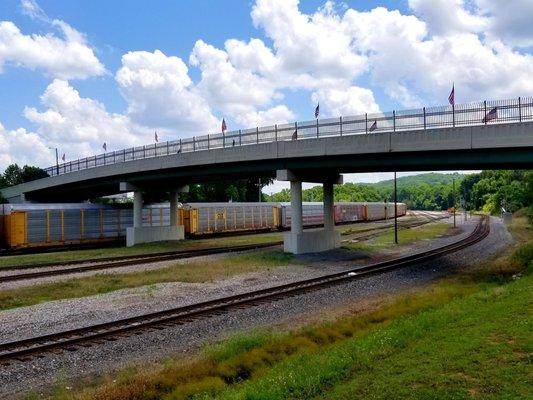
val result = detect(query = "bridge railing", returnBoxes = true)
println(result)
[44,96,533,176]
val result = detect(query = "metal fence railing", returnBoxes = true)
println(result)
[45,97,533,177]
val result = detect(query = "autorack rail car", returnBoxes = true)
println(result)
[0,201,406,249]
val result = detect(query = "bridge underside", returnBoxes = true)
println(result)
[14,146,533,203]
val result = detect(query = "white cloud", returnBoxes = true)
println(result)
[24,79,145,159]
[312,86,379,117]
[232,105,295,128]
[0,122,53,170]
[476,0,533,48]
[408,0,488,36]
[0,20,105,79]
[116,49,218,134]
[190,40,280,113]
[20,0,47,21]
[251,0,367,88]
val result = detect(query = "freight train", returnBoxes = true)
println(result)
[0,201,406,249]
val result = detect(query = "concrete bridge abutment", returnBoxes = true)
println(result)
[120,182,188,247]
[277,170,342,254]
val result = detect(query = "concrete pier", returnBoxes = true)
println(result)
[121,182,188,247]
[278,170,342,254]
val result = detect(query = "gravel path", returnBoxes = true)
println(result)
[0,215,511,398]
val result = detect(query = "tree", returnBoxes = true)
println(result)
[1,164,49,187]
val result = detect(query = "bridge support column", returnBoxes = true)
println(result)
[277,170,342,255]
[323,181,334,235]
[133,190,143,228]
[120,182,187,247]
[169,185,188,227]
[290,181,303,235]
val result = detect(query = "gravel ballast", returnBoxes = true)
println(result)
[0,216,511,398]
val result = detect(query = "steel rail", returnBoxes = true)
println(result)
[0,242,283,282]
[0,216,489,365]
[0,212,443,281]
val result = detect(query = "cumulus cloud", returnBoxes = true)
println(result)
[24,79,146,160]
[476,0,533,47]
[0,122,53,170]
[232,105,295,128]
[408,0,488,36]
[0,20,105,79]
[116,49,219,134]
[312,86,379,117]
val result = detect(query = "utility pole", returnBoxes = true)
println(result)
[394,171,398,244]
[452,178,456,228]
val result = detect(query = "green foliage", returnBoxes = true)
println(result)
[181,177,273,202]
[267,171,532,213]
[461,170,532,213]
[266,173,464,210]
[0,163,49,188]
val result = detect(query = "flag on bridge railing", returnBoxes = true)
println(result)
[61,153,66,161]
[448,84,455,106]
[102,142,107,151]
[292,129,298,140]
[369,120,377,132]
[314,103,320,118]
[154,131,159,142]
[221,118,227,133]
[483,107,498,123]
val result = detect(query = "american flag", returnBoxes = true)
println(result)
[221,118,227,133]
[292,129,298,140]
[448,84,455,106]
[314,103,320,118]
[483,107,498,123]
[369,120,377,132]
[154,131,159,142]
[102,142,107,151]
[61,153,66,161]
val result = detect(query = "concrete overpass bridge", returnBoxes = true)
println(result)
[3,97,533,252]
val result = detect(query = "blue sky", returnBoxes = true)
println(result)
[0,0,531,188]
[0,0,411,130]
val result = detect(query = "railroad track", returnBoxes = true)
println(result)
[0,211,445,283]
[0,242,283,283]
[0,215,489,365]
[341,211,448,242]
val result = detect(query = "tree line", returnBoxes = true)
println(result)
[266,171,533,219]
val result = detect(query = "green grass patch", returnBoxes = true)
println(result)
[0,250,298,311]
[342,222,452,252]
[0,233,283,269]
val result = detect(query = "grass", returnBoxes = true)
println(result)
[0,232,283,269]
[0,250,299,311]
[342,222,452,252]
[33,215,532,400]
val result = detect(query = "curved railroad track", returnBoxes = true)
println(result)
[0,215,489,365]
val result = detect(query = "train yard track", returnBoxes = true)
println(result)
[0,242,283,283]
[0,212,447,283]
[341,211,448,242]
[0,215,489,366]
